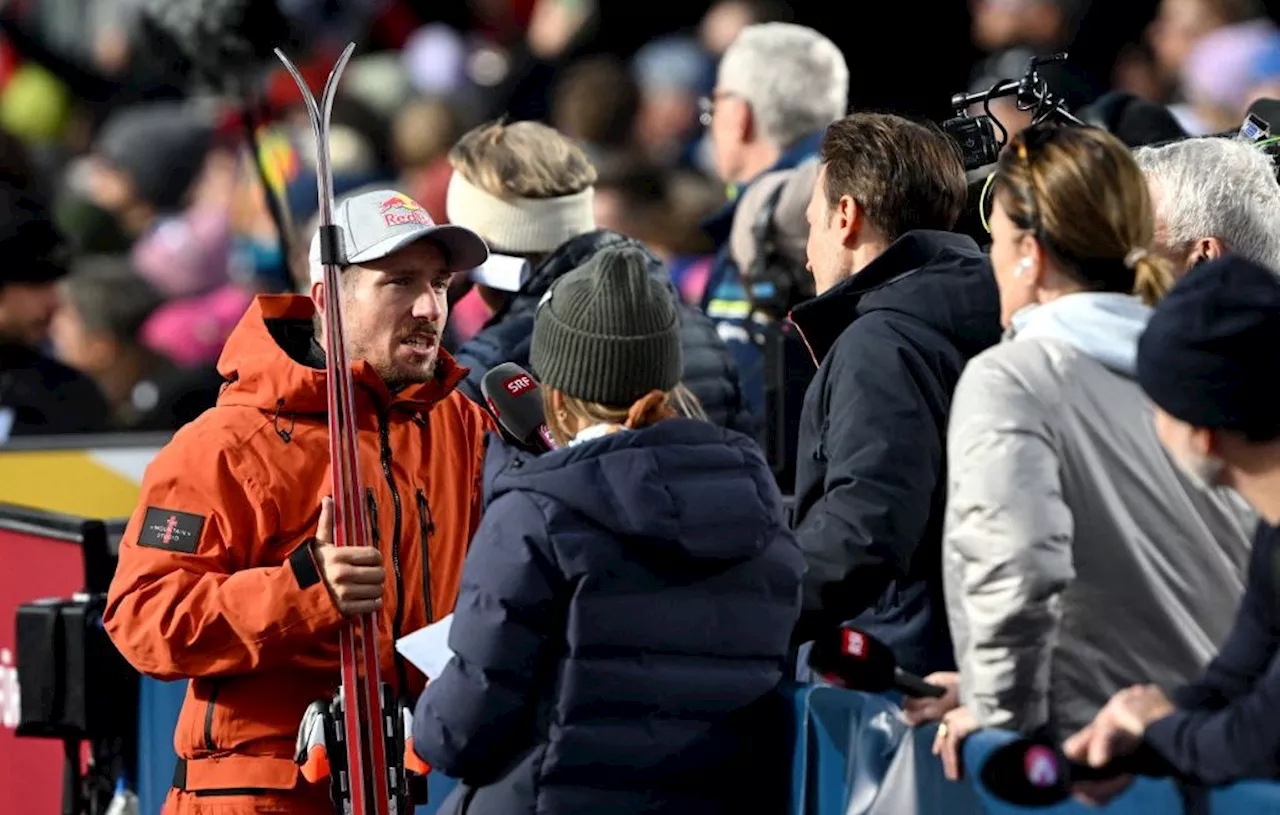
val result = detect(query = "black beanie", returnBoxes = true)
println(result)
[1137,254,1280,440]
[95,102,215,212]
[530,245,682,407]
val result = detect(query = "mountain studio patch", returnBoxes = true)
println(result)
[137,507,206,553]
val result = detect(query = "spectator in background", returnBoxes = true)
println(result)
[1136,137,1280,276]
[549,54,639,165]
[789,114,1001,677]
[1078,90,1189,147]
[0,185,108,438]
[1147,0,1265,103]
[1178,18,1280,133]
[966,0,1097,136]
[50,255,220,431]
[970,0,1087,55]
[699,23,847,423]
[1064,255,1280,794]
[414,246,803,815]
[929,127,1253,778]
[393,96,463,223]
[83,100,215,240]
[592,152,720,305]
[698,0,793,58]
[726,158,819,495]
[631,36,712,168]
[445,120,754,433]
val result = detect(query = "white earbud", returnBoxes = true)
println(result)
[1014,257,1032,278]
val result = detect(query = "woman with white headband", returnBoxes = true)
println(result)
[443,119,755,435]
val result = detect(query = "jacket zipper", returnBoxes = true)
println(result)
[203,681,221,750]
[365,488,381,546]
[415,490,435,623]
[377,410,410,700]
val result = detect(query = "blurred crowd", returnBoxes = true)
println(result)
[0,0,1277,440]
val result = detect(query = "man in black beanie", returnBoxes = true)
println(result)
[1062,254,1280,795]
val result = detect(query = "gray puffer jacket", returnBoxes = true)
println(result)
[943,292,1255,738]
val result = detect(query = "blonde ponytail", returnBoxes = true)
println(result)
[1126,248,1174,306]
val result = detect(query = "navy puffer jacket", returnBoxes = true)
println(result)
[413,419,802,814]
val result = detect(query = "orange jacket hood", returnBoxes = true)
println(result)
[216,294,468,415]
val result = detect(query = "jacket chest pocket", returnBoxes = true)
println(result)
[415,489,436,624]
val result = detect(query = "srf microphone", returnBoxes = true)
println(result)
[979,737,1173,807]
[480,363,556,453]
[807,624,946,699]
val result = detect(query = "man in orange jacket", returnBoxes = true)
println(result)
[104,189,494,814]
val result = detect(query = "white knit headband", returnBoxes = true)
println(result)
[445,171,595,254]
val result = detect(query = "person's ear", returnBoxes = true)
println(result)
[728,97,753,142]
[1194,426,1219,459]
[1186,237,1225,270]
[1016,234,1046,284]
[833,194,862,247]
[311,280,326,315]
[550,388,567,421]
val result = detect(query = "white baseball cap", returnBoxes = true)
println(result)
[308,188,489,285]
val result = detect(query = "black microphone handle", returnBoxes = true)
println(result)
[1067,749,1173,782]
[893,667,946,699]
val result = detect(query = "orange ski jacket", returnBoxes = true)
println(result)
[104,294,492,799]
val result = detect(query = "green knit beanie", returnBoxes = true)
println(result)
[530,245,682,407]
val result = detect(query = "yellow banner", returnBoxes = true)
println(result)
[0,443,162,520]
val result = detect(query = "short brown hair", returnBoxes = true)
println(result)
[993,124,1173,305]
[819,113,967,241]
[447,120,597,200]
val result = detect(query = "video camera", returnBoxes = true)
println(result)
[942,53,1087,172]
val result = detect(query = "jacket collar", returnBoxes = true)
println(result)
[215,294,467,415]
[789,231,979,363]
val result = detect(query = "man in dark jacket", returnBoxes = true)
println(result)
[1064,255,1280,794]
[445,120,753,434]
[0,184,109,439]
[790,113,1002,676]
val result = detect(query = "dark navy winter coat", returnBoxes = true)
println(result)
[412,419,803,814]
[789,231,1002,676]
[1143,522,1280,785]
[453,230,755,435]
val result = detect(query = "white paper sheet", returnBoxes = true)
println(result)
[395,614,455,681]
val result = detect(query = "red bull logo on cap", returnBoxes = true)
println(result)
[379,193,431,227]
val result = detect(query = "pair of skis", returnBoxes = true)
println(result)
[276,45,407,815]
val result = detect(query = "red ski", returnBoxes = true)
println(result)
[277,44,408,815]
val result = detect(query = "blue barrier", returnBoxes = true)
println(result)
[786,682,984,814]
[962,729,1183,815]
[139,675,1280,814]
[1209,780,1280,813]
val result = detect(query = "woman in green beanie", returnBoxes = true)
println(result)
[413,244,803,814]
